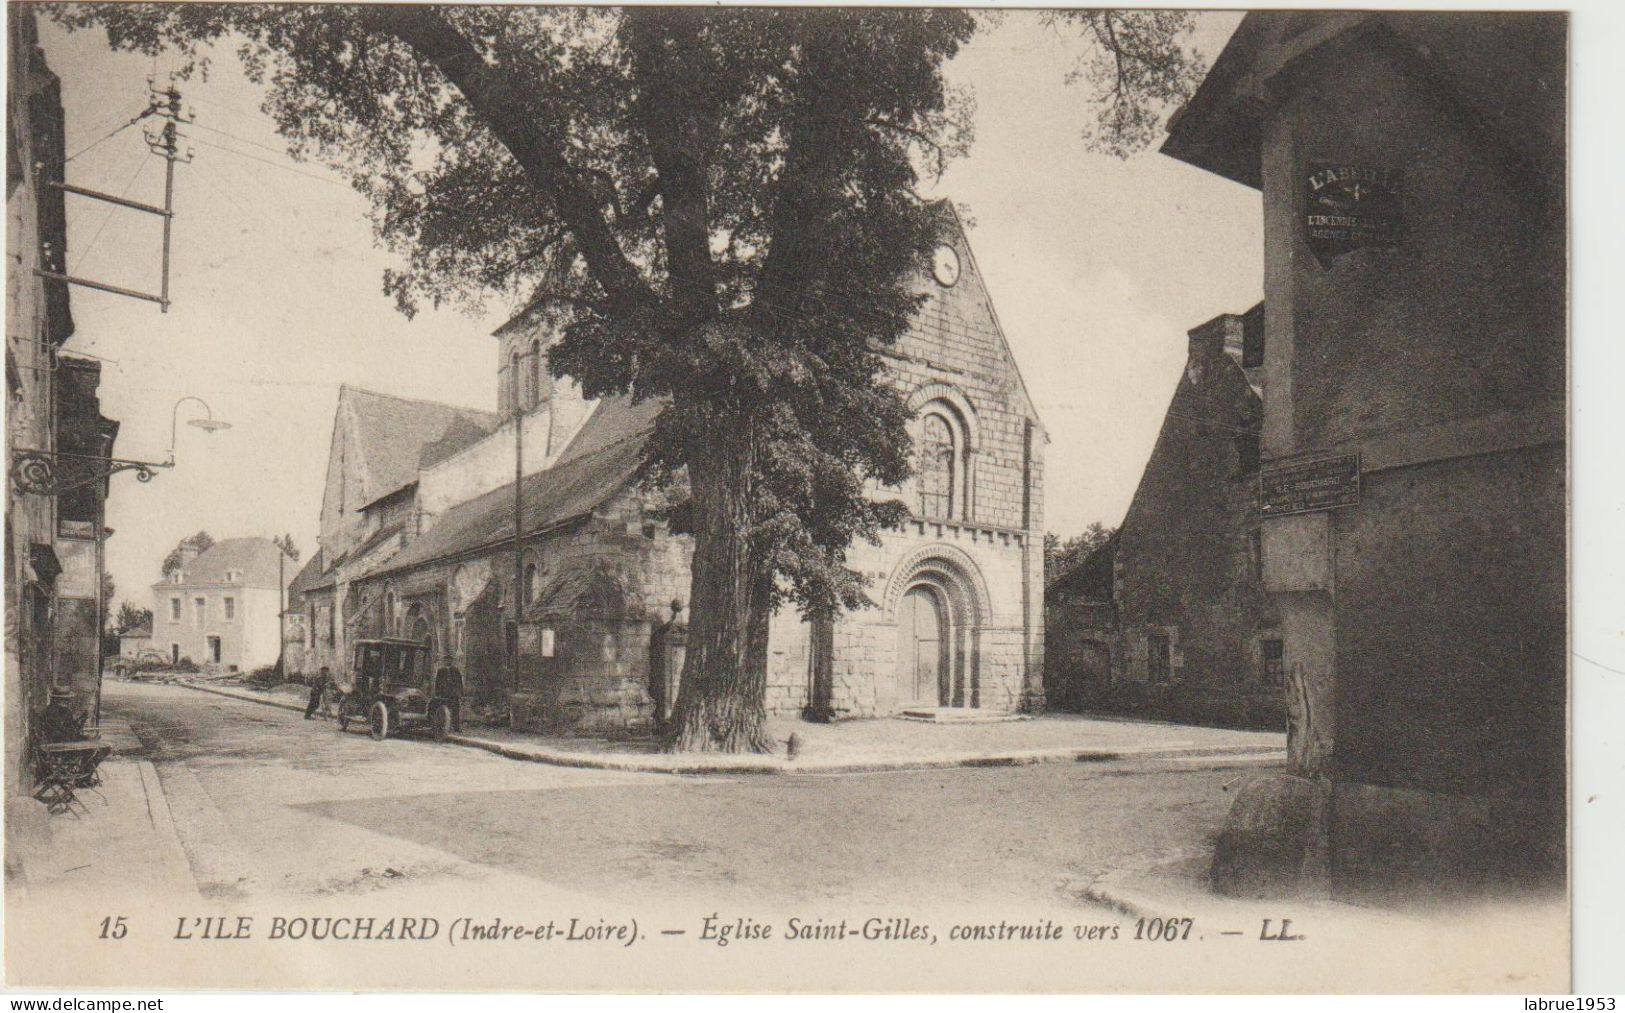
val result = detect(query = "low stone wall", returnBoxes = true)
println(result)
[509,618,656,736]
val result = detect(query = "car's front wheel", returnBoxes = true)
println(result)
[369,700,391,741]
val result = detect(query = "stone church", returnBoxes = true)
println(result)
[289,208,1046,734]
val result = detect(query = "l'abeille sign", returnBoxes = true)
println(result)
[1305,163,1404,266]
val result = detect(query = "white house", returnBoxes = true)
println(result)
[151,537,295,671]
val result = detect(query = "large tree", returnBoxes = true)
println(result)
[114,602,154,637]
[56,5,1198,752]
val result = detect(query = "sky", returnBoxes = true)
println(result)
[34,10,1261,612]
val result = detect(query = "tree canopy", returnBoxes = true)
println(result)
[115,602,154,636]
[273,533,300,562]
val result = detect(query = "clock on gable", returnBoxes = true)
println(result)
[931,243,961,287]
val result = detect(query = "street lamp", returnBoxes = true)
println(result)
[164,395,231,465]
[8,394,231,497]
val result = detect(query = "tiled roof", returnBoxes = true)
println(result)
[342,386,501,507]
[160,537,293,589]
[121,622,152,639]
[368,397,660,579]
[285,551,327,601]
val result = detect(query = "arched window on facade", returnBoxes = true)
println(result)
[524,561,540,607]
[383,588,398,636]
[527,339,542,410]
[917,411,956,519]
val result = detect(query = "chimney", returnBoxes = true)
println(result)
[176,537,204,569]
[1187,313,1245,365]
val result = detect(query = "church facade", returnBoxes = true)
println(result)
[293,210,1046,734]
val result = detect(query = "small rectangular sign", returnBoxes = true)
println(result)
[1260,453,1361,517]
[518,622,556,658]
[56,518,96,540]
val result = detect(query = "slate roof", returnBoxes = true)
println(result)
[341,386,502,508]
[120,622,152,639]
[158,537,293,589]
[368,395,662,579]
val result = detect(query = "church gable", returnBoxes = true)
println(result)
[317,385,500,568]
[880,207,1044,534]
[887,207,1041,430]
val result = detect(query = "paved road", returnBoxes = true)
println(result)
[106,679,1279,910]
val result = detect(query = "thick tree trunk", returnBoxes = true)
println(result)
[665,425,775,754]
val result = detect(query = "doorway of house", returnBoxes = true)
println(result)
[207,636,221,665]
[893,584,949,711]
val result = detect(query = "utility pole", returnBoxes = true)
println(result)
[511,350,525,705]
[149,80,188,312]
[35,79,190,310]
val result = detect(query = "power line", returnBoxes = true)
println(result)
[185,133,353,190]
[71,154,153,276]
[65,109,147,163]
[186,119,298,159]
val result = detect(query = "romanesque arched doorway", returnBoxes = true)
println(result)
[882,547,991,714]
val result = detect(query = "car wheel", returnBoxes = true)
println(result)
[369,700,391,741]
[429,702,453,742]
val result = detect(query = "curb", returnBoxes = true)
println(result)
[129,757,200,897]
[169,679,1284,777]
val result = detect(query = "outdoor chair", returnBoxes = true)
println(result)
[32,733,112,817]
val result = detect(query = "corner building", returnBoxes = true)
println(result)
[1163,12,1566,897]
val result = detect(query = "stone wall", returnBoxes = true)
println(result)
[765,519,1033,717]
[353,482,693,735]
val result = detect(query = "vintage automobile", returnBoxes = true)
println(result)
[336,638,455,742]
